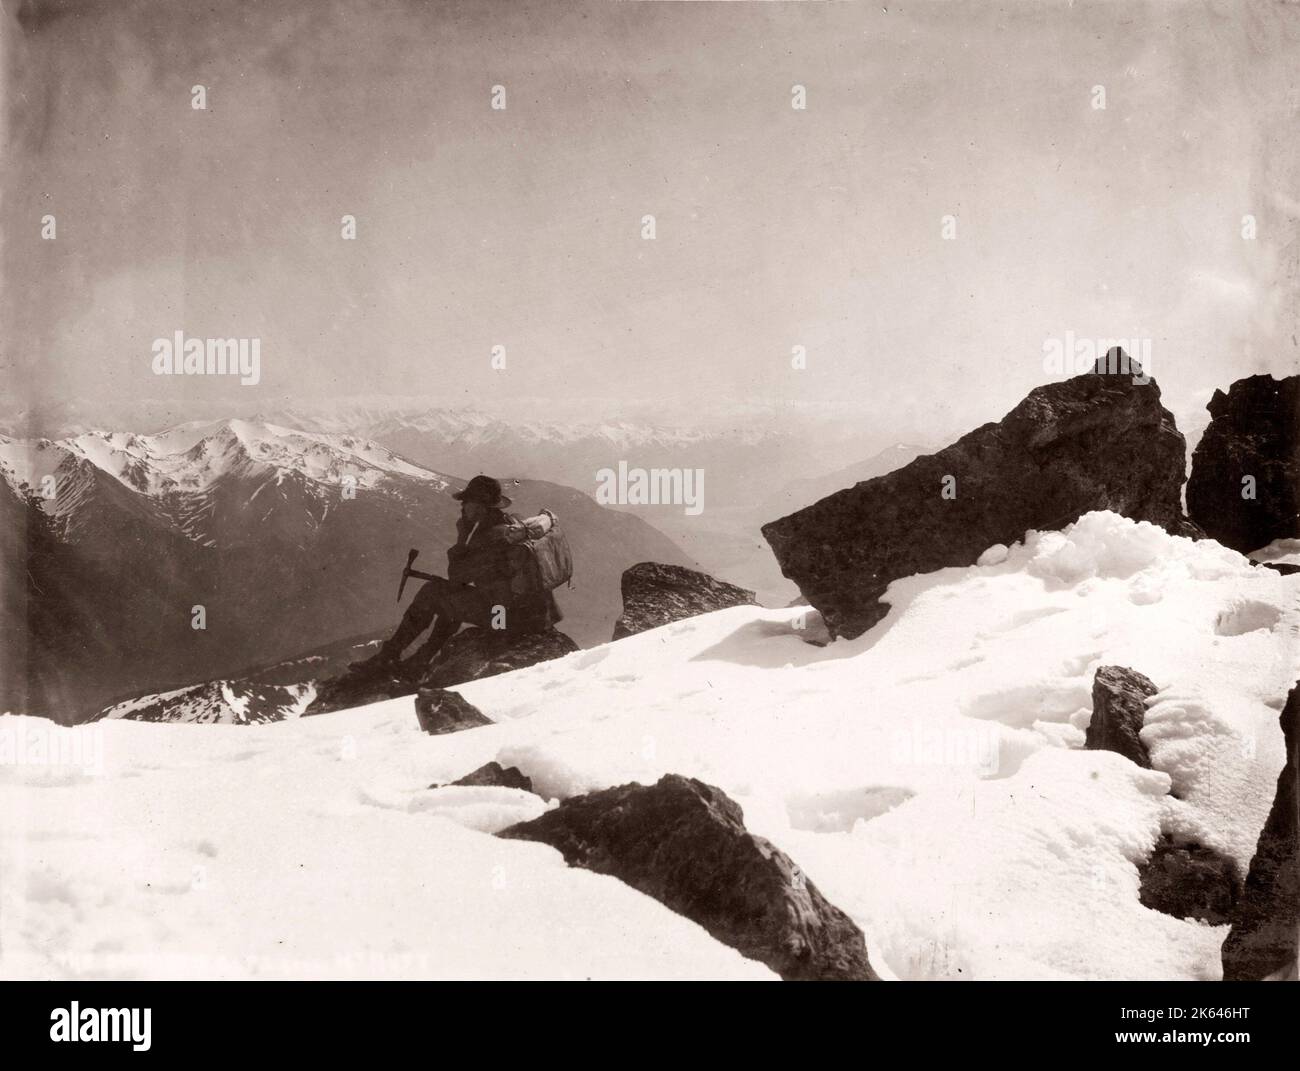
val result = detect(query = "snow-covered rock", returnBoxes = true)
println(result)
[1251,537,1300,568]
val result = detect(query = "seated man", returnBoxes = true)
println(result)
[352,475,561,676]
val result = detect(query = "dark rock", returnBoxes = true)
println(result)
[762,353,1191,639]
[414,688,493,735]
[1187,374,1299,554]
[306,626,576,720]
[1085,665,1158,768]
[611,562,757,641]
[1138,834,1239,925]
[1259,561,1300,577]
[1222,681,1300,980]
[500,774,879,981]
[430,761,534,792]
[420,627,579,689]
[304,665,416,717]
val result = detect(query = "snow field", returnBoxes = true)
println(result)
[2,512,1295,979]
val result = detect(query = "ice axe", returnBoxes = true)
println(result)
[397,548,438,602]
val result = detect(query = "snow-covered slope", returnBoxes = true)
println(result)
[3,512,1295,979]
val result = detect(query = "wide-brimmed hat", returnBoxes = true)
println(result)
[453,474,512,508]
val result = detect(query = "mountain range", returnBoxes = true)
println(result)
[0,419,690,720]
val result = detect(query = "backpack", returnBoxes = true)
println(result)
[512,514,573,594]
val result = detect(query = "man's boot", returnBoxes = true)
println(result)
[348,588,442,676]
[345,642,401,677]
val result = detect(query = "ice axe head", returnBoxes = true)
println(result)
[397,548,419,602]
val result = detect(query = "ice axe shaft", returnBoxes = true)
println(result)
[397,548,437,602]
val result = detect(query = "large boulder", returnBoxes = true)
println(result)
[762,354,1192,639]
[1187,374,1299,555]
[419,627,579,689]
[1084,665,1158,768]
[499,774,879,981]
[611,562,757,640]
[1222,681,1300,980]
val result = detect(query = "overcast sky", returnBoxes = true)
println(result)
[3,0,1298,442]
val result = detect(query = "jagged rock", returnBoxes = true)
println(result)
[430,761,535,792]
[1260,561,1300,577]
[611,562,757,640]
[1138,834,1239,925]
[1085,666,1157,768]
[499,774,879,981]
[1222,681,1300,980]
[762,353,1191,639]
[1187,374,1299,554]
[420,627,579,689]
[414,688,493,735]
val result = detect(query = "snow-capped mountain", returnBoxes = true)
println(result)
[256,401,866,512]
[0,419,451,542]
[99,678,318,726]
[1,419,692,720]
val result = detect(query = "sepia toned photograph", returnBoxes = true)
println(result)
[1,0,1297,1028]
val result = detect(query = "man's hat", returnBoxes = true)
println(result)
[453,474,512,508]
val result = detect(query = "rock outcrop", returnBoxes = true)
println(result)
[1222,681,1300,980]
[1085,666,1157,768]
[611,562,757,640]
[762,353,1192,639]
[304,666,416,718]
[413,628,578,733]
[431,761,535,792]
[1187,374,1299,555]
[419,627,579,689]
[499,774,879,981]
[305,626,578,717]
[1138,835,1240,925]
[414,688,493,735]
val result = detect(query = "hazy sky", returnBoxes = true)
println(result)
[3,0,1298,442]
